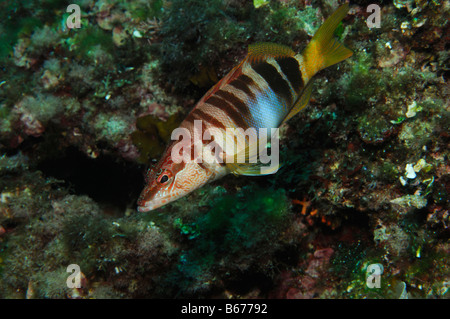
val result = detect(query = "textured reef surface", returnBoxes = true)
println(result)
[0,0,448,298]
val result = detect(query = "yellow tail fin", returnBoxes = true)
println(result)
[302,4,353,78]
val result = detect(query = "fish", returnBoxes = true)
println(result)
[137,4,353,212]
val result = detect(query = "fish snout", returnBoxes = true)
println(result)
[137,185,156,212]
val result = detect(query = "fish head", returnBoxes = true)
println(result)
[137,145,213,212]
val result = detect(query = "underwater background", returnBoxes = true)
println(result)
[0,0,448,299]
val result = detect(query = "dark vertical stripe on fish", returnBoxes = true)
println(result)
[210,142,226,167]
[207,96,249,130]
[276,57,303,94]
[200,115,209,145]
[229,77,256,100]
[190,143,195,161]
[215,90,252,123]
[173,161,186,172]
[215,142,227,167]
[191,109,227,131]
[239,74,259,91]
[252,62,292,105]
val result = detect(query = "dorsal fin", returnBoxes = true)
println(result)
[196,42,295,105]
[197,60,245,105]
[247,42,296,63]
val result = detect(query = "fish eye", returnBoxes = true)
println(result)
[156,169,172,184]
[160,175,169,184]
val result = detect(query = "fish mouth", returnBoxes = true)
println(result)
[137,203,153,213]
[137,197,169,212]
[137,200,160,213]
[137,186,165,212]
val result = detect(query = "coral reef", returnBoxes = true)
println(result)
[0,0,448,299]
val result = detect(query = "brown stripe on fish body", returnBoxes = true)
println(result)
[183,111,227,168]
[210,142,227,167]
[191,110,221,146]
[241,65,270,96]
[194,103,238,146]
[191,108,227,132]
[202,96,235,128]
[275,56,304,94]
[251,60,293,105]
[228,74,256,100]
[172,161,186,177]
[197,161,208,171]
[189,142,196,161]
[215,89,253,125]
[206,96,249,131]
[168,161,187,191]
[184,110,197,124]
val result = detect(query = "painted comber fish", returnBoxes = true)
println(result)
[137,4,353,212]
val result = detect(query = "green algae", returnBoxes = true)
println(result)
[158,0,245,89]
[0,152,29,175]
[203,186,288,248]
[69,26,114,58]
[330,49,383,110]
[177,186,290,252]
[63,213,113,253]
[375,161,399,183]
[128,0,164,20]
[157,0,320,91]
[166,185,291,295]
[357,114,395,145]
[19,93,64,123]
[93,113,130,144]
[331,240,368,279]
[0,16,43,60]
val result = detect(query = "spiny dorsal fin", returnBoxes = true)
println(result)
[247,42,296,64]
[197,60,245,105]
[197,42,295,105]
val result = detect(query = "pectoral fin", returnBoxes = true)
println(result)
[225,137,280,176]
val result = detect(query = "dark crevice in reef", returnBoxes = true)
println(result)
[36,147,145,216]
[224,271,274,297]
